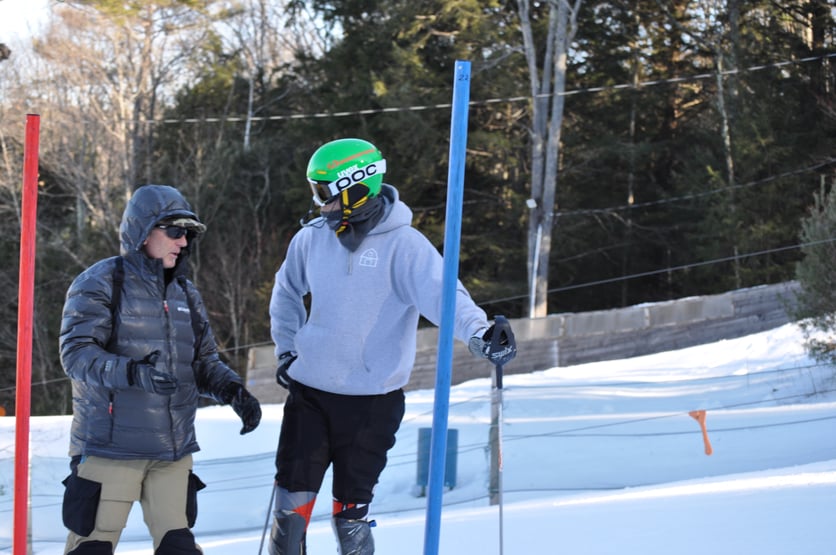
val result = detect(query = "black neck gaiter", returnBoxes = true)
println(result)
[325,195,387,252]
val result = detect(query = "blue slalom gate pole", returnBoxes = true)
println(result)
[423,59,471,555]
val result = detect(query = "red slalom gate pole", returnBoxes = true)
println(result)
[15,114,40,555]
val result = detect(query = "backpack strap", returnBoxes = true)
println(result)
[107,256,125,349]
[107,256,203,361]
[178,276,206,362]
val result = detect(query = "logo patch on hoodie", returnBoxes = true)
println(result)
[359,248,379,268]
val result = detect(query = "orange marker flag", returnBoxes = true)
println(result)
[689,410,713,456]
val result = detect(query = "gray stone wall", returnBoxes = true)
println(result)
[246,281,800,404]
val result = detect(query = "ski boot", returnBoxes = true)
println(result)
[332,517,374,555]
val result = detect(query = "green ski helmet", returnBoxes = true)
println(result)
[306,138,387,206]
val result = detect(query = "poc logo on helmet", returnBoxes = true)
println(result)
[332,161,385,193]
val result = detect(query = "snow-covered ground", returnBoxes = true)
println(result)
[2,322,836,554]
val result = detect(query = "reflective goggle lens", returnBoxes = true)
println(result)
[308,180,336,206]
[156,225,193,240]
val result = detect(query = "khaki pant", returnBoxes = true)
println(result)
[63,454,200,554]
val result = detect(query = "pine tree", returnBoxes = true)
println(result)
[793,183,836,363]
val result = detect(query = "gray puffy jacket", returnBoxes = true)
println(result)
[60,185,241,461]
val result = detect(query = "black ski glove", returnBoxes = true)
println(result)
[276,351,298,390]
[468,317,517,366]
[127,351,178,395]
[225,383,262,435]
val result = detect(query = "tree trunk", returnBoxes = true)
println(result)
[519,0,581,318]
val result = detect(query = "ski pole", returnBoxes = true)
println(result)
[258,481,277,555]
[494,358,505,555]
[488,315,514,555]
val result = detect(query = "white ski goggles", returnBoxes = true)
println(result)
[308,159,387,206]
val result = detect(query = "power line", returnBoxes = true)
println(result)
[148,53,836,125]
[499,386,836,443]
[480,237,836,306]
[550,239,828,293]
[506,359,829,391]
[554,158,836,220]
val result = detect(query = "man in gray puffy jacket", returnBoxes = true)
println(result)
[59,184,262,555]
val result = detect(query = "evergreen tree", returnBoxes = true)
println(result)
[793,184,836,364]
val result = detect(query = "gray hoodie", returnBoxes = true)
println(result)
[269,184,489,395]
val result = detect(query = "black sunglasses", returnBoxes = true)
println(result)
[155,224,194,240]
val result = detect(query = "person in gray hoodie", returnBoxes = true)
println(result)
[267,138,516,554]
[59,184,262,555]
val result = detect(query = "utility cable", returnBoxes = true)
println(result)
[145,53,836,125]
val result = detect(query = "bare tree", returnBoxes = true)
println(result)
[517,0,583,318]
[31,2,223,246]
[218,0,332,150]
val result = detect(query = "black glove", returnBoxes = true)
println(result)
[468,317,517,366]
[127,351,178,395]
[226,383,262,435]
[275,351,297,389]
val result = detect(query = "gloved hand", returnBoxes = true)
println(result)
[468,317,517,366]
[127,351,178,395]
[226,383,262,435]
[275,351,298,389]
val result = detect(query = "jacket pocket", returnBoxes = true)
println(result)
[62,473,102,537]
[186,470,206,528]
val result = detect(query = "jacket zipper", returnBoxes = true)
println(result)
[163,295,177,454]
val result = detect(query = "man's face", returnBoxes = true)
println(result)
[143,225,189,268]
[320,197,342,214]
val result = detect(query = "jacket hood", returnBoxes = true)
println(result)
[371,184,412,234]
[120,184,202,256]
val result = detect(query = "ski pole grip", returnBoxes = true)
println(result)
[491,315,512,389]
